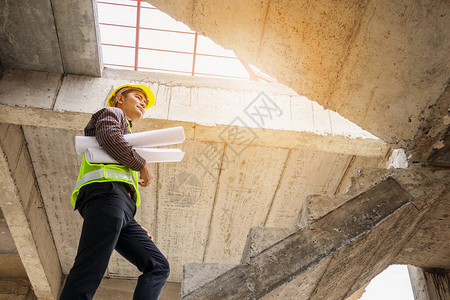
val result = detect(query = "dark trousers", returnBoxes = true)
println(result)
[60,182,170,300]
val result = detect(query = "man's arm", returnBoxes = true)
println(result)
[94,108,146,171]
[94,108,154,186]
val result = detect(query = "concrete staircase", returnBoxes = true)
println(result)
[180,167,449,299]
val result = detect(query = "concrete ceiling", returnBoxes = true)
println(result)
[147,0,450,145]
[0,0,102,76]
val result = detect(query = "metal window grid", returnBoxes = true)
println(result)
[97,0,275,82]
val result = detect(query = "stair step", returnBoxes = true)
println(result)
[296,167,393,229]
[345,167,392,195]
[241,226,296,264]
[181,263,237,297]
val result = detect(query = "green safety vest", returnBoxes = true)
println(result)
[71,119,141,208]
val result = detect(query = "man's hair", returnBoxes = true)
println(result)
[112,88,134,107]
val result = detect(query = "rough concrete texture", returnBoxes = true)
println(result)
[53,68,377,140]
[50,0,103,76]
[0,124,62,300]
[408,84,450,164]
[260,256,333,300]
[420,268,450,300]
[148,0,450,146]
[0,0,101,76]
[0,280,37,300]
[0,0,63,73]
[182,263,236,296]
[296,167,393,229]
[395,183,450,268]
[0,69,62,109]
[0,255,28,280]
[85,278,180,300]
[428,130,450,168]
[408,267,450,300]
[0,218,18,254]
[345,284,368,300]
[181,167,449,299]
[240,226,295,265]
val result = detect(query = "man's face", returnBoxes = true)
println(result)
[116,90,148,121]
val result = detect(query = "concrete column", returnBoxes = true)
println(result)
[408,266,450,300]
[0,124,62,299]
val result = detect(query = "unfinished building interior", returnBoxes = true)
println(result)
[0,0,449,299]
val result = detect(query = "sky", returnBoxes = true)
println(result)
[96,2,416,299]
[360,265,414,300]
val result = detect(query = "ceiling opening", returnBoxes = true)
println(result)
[97,0,276,82]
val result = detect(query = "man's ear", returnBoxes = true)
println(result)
[116,93,125,106]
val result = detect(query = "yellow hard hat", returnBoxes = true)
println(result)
[107,84,155,110]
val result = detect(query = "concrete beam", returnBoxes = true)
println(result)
[0,124,62,299]
[0,0,102,76]
[50,0,103,76]
[395,175,450,268]
[0,0,63,73]
[0,68,389,158]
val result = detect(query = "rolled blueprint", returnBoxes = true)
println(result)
[75,126,185,154]
[85,147,185,164]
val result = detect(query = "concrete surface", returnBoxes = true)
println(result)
[0,0,62,73]
[148,0,450,146]
[181,167,449,299]
[0,218,17,254]
[241,226,294,265]
[51,0,103,76]
[0,0,101,76]
[408,267,450,300]
[182,263,235,296]
[0,279,37,300]
[89,278,180,300]
[0,255,28,281]
[408,84,450,164]
[0,124,62,300]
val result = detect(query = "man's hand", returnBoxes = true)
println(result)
[141,226,154,241]
[138,164,154,187]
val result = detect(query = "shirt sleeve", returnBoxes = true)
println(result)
[94,108,146,171]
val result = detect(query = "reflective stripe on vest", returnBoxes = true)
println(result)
[74,168,135,190]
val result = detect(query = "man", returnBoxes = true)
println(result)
[60,84,170,300]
